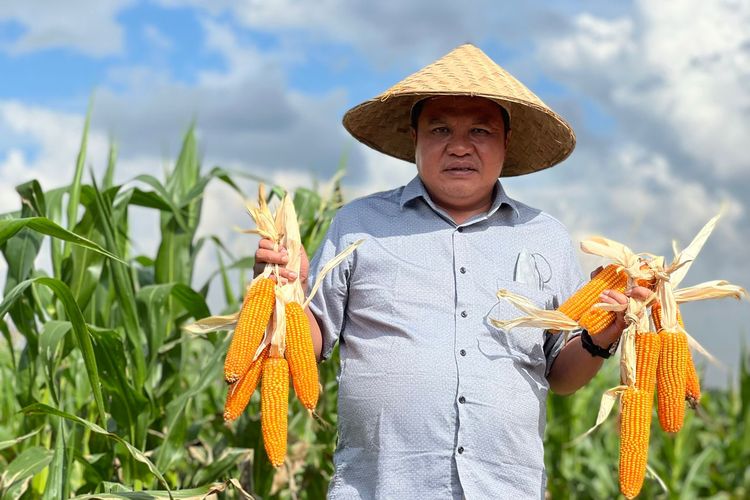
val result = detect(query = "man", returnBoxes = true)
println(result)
[256,44,646,498]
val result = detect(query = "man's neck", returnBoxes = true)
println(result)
[427,185,497,226]
[442,203,492,225]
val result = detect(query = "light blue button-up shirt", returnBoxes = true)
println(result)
[308,176,585,499]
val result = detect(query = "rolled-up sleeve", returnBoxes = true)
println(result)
[307,215,353,361]
[544,236,587,376]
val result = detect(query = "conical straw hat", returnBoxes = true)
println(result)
[343,44,576,176]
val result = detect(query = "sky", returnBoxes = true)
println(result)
[1,0,748,387]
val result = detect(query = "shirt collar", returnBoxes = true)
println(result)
[399,175,520,220]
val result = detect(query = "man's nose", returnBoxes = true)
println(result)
[446,132,472,155]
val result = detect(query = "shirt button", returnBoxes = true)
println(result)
[460,310,468,318]
[457,446,465,454]
[459,396,466,404]
[459,267,467,274]
[457,227,464,233]
[460,349,466,356]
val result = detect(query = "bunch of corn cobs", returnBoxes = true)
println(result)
[493,213,746,499]
[556,264,700,499]
[188,190,320,469]
[222,275,318,467]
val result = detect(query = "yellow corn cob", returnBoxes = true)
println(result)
[223,346,270,422]
[685,351,701,409]
[224,277,275,384]
[619,387,653,499]
[559,264,628,335]
[656,329,688,433]
[578,307,618,336]
[285,301,319,411]
[635,331,661,392]
[618,331,659,498]
[261,356,289,467]
[652,303,700,407]
[651,302,685,332]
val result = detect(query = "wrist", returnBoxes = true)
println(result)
[580,330,619,359]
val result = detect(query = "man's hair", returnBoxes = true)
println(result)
[410,98,511,137]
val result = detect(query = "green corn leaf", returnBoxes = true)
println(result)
[1,217,43,343]
[1,448,53,498]
[88,175,146,387]
[0,428,42,452]
[66,99,91,235]
[0,277,106,424]
[44,187,68,277]
[21,404,171,497]
[64,196,107,312]
[127,189,174,212]
[0,446,53,499]
[71,479,252,499]
[136,283,210,368]
[190,448,252,487]
[179,166,244,209]
[103,142,118,190]
[16,180,47,218]
[216,250,236,306]
[153,336,228,473]
[0,217,124,264]
[132,175,188,232]
[39,320,72,405]
[89,326,147,441]
[42,418,68,500]
[165,125,199,200]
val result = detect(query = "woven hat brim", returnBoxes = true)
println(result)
[343,91,576,177]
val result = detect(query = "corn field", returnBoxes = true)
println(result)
[1,125,748,499]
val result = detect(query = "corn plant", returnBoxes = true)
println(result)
[0,119,343,498]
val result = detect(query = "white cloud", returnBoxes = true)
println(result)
[550,13,635,70]
[84,19,356,188]
[155,0,572,68]
[0,0,134,57]
[344,145,416,201]
[538,0,750,177]
[0,101,111,212]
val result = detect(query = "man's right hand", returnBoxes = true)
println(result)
[254,238,322,360]
[254,238,310,289]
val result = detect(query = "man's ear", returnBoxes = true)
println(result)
[411,127,417,144]
[504,129,512,149]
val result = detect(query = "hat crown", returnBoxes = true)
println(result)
[382,44,544,108]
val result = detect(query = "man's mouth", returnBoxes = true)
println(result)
[444,164,478,173]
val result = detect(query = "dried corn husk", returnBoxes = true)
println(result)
[185,185,363,355]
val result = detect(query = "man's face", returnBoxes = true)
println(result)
[413,96,510,215]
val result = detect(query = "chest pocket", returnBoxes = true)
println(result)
[480,279,555,364]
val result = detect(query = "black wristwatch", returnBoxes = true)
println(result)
[580,330,618,359]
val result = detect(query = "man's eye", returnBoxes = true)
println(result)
[472,128,490,135]
[431,127,449,134]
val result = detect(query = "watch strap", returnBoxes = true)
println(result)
[580,330,618,359]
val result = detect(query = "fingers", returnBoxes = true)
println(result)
[625,285,654,302]
[599,288,627,305]
[254,238,300,282]
[598,286,654,304]
[255,239,288,265]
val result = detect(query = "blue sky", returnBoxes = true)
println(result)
[1,0,749,386]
